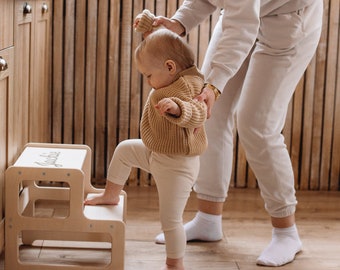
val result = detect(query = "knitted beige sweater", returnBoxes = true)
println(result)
[140,66,207,156]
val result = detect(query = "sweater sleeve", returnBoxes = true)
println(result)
[172,0,260,92]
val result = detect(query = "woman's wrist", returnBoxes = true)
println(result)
[172,19,186,36]
[204,83,221,100]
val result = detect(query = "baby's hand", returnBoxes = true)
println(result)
[155,98,180,117]
[133,13,143,28]
[134,9,155,36]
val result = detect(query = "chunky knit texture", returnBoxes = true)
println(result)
[140,66,207,156]
[135,9,155,33]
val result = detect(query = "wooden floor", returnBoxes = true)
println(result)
[1,186,339,269]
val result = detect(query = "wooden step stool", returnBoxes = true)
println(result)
[5,143,126,270]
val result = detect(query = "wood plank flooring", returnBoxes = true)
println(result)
[1,186,339,269]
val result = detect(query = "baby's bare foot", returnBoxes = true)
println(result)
[162,258,184,270]
[161,265,184,270]
[84,193,120,205]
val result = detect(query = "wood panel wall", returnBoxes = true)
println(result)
[51,0,340,190]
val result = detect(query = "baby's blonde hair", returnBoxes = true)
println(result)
[135,29,195,71]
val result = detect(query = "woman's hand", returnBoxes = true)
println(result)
[193,87,216,134]
[153,17,185,36]
[194,86,216,119]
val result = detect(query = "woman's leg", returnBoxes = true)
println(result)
[237,1,323,266]
[180,59,249,241]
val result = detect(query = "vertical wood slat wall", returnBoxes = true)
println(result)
[51,0,340,190]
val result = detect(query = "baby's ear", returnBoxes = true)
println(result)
[165,60,177,74]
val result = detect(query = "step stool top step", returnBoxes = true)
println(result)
[14,147,88,169]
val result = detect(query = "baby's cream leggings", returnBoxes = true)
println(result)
[107,139,199,259]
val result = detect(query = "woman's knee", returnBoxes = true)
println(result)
[237,110,261,145]
[237,108,285,150]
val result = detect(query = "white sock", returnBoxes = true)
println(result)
[256,224,302,266]
[155,211,223,244]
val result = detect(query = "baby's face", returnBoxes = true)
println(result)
[136,53,176,90]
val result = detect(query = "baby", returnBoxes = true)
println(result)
[85,22,207,270]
